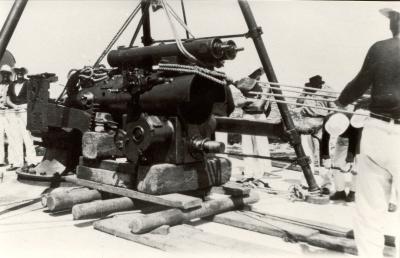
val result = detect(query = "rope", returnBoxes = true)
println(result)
[93,2,142,67]
[257,81,370,99]
[260,85,337,99]
[164,1,195,38]
[235,211,298,243]
[288,184,307,202]
[161,0,200,64]
[79,66,109,82]
[258,81,340,95]
[153,65,227,85]
[159,63,227,78]
[250,91,337,103]
[253,97,370,117]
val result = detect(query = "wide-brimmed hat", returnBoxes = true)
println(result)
[305,75,325,88]
[379,8,400,19]
[13,67,28,75]
[0,64,12,74]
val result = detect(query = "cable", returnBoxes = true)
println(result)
[93,2,142,67]
[254,97,370,117]
[161,0,200,64]
[235,211,298,243]
[258,81,340,95]
[159,63,227,78]
[154,65,227,85]
[165,1,195,38]
[259,85,337,99]
[249,91,337,103]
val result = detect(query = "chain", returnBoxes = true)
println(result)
[154,65,227,85]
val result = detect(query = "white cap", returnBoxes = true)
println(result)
[325,113,350,137]
[379,8,400,18]
[0,64,12,73]
[350,109,370,128]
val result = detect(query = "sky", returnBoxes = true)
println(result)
[1,0,400,96]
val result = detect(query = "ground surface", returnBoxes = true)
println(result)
[0,157,397,258]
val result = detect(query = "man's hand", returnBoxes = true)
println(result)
[236,98,253,108]
[334,99,346,110]
[322,159,332,169]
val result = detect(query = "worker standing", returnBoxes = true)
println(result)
[0,65,12,167]
[235,68,272,185]
[6,67,37,171]
[297,75,335,174]
[321,112,359,201]
[335,8,400,258]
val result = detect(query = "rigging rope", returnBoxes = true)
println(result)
[164,1,195,38]
[161,0,200,64]
[93,2,142,67]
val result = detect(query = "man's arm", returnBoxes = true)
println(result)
[336,45,375,107]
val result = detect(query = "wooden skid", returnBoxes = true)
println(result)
[64,176,202,209]
[93,214,291,255]
[76,165,132,188]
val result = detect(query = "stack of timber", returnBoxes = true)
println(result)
[93,189,260,251]
[41,176,267,253]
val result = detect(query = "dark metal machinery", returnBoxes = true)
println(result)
[1,0,320,193]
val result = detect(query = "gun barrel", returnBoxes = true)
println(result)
[107,38,238,68]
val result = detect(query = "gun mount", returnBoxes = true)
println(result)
[26,35,241,194]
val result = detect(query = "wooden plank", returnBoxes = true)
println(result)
[63,176,202,209]
[76,165,132,188]
[222,182,251,196]
[79,157,135,174]
[211,211,396,256]
[94,214,291,255]
[209,211,319,242]
[251,208,351,238]
[252,208,396,247]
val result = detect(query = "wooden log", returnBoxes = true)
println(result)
[82,132,122,159]
[72,197,135,220]
[136,157,231,195]
[46,188,102,212]
[76,165,132,188]
[129,192,259,234]
[63,176,202,209]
